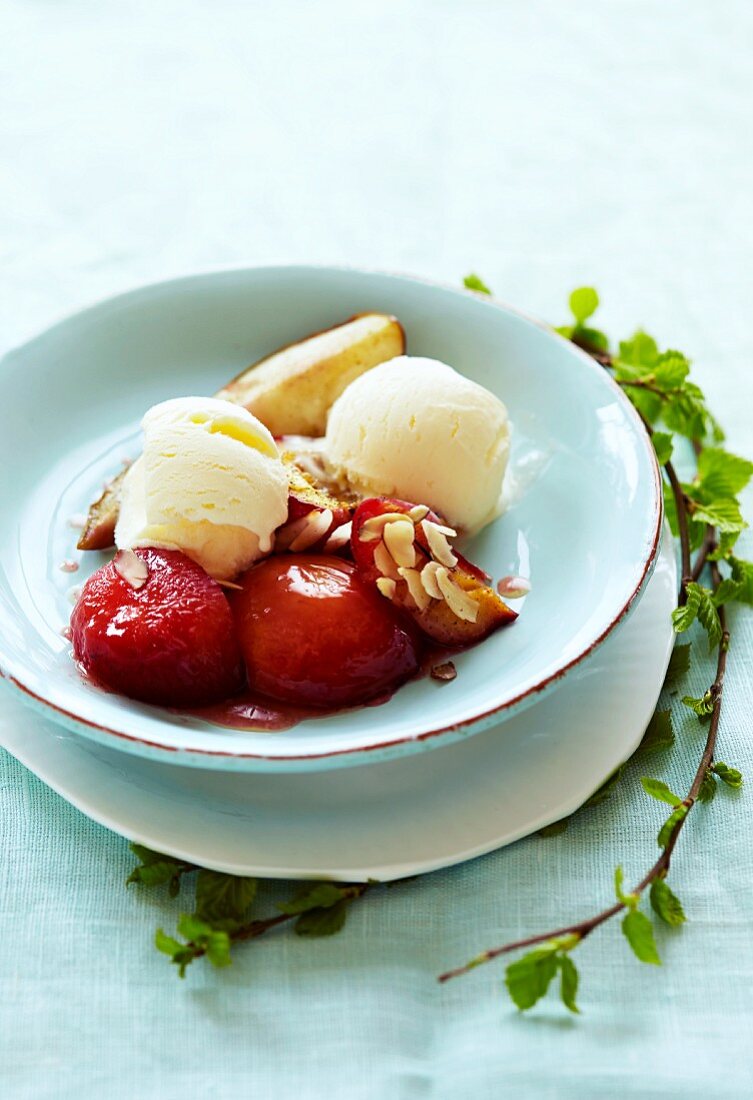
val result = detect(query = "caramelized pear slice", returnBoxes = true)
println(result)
[216,312,405,437]
[76,469,126,551]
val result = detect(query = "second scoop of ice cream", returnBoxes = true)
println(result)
[115,397,289,579]
[325,357,510,532]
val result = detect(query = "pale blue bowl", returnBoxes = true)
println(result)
[0,266,662,771]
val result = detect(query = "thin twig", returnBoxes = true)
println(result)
[439,584,729,984]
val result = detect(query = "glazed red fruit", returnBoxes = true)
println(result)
[231,554,422,708]
[71,548,244,706]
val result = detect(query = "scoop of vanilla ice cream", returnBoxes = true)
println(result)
[325,357,510,533]
[115,397,289,579]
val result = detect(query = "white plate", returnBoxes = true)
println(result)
[0,266,662,771]
[0,530,676,881]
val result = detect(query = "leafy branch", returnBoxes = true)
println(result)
[446,282,750,1011]
[128,846,372,977]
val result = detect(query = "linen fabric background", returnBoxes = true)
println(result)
[1,2,752,1097]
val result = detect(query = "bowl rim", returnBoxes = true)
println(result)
[0,263,664,768]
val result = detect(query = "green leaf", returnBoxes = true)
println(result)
[672,585,702,633]
[682,691,714,720]
[729,558,753,605]
[558,955,580,1014]
[713,578,742,607]
[712,762,743,789]
[155,928,183,957]
[463,273,492,295]
[126,843,186,888]
[614,865,636,909]
[278,883,347,915]
[672,583,722,651]
[195,870,257,924]
[639,709,675,754]
[204,931,232,969]
[617,331,658,371]
[640,777,682,807]
[697,769,717,803]
[649,879,686,926]
[573,325,609,352]
[569,287,599,324]
[295,898,349,937]
[697,448,753,499]
[654,352,690,389]
[652,432,674,467]
[691,497,746,535]
[658,804,688,849]
[504,946,559,1011]
[621,910,661,965]
[177,913,214,942]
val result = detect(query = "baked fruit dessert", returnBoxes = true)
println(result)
[71,548,244,707]
[69,312,523,723]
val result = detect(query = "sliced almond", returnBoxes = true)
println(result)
[358,528,382,543]
[361,511,414,535]
[436,567,479,623]
[383,519,416,569]
[274,514,312,552]
[376,577,397,600]
[420,561,445,600]
[422,520,458,568]
[217,579,243,590]
[374,541,399,579]
[407,504,430,523]
[323,521,352,553]
[113,548,149,590]
[289,508,333,552]
[397,566,431,611]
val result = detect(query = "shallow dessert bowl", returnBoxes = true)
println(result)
[0,266,662,771]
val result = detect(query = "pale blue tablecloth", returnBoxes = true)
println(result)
[2,2,752,1096]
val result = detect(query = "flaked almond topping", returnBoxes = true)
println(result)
[420,560,445,600]
[323,521,352,553]
[114,548,149,590]
[289,508,333,552]
[376,576,397,600]
[436,567,479,623]
[373,541,399,579]
[59,560,79,574]
[397,566,431,611]
[361,511,413,534]
[422,519,458,568]
[497,575,532,599]
[407,504,430,523]
[431,660,457,682]
[358,528,382,543]
[383,519,416,569]
[274,514,312,552]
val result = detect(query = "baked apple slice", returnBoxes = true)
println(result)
[216,312,406,436]
[351,497,517,646]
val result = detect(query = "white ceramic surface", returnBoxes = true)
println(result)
[0,266,662,771]
[0,530,676,881]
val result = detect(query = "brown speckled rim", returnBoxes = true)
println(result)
[0,265,664,769]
